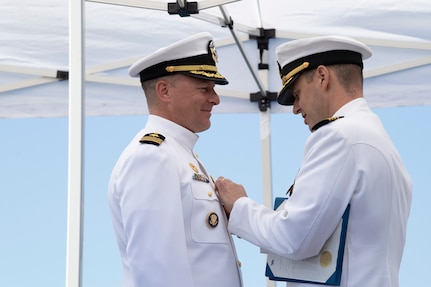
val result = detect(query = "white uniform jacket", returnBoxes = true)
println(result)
[109,115,242,287]
[228,98,412,287]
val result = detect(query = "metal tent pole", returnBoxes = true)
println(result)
[66,0,85,286]
[257,59,276,287]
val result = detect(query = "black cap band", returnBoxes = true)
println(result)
[279,50,363,78]
[140,54,211,82]
[138,40,228,85]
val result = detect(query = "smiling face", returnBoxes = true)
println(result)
[157,74,220,133]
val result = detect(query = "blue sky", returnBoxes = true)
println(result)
[1,104,430,287]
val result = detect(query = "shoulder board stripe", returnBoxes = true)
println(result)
[139,133,165,146]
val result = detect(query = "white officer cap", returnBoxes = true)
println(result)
[276,35,372,105]
[129,32,228,85]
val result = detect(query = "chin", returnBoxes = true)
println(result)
[197,123,211,133]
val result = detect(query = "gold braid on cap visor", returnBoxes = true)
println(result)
[281,62,310,87]
[165,64,225,79]
[165,64,218,73]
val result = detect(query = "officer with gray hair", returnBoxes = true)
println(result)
[108,32,242,287]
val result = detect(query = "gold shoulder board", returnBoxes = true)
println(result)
[139,132,165,146]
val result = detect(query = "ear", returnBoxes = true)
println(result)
[155,80,171,103]
[316,65,330,88]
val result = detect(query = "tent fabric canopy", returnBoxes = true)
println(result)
[1,0,431,119]
[2,2,430,287]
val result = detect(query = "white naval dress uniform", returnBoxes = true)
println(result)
[108,115,242,287]
[228,98,412,287]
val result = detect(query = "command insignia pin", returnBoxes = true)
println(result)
[206,212,219,228]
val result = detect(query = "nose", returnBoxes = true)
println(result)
[209,88,220,105]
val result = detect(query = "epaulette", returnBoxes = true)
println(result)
[311,116,344,132]
[139,132,165,146]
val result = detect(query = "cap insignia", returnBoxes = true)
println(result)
[208,40,218,63]
[139,132,165,146]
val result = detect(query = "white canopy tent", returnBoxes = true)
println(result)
[2,0,431,118]
[1,1,430,287]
